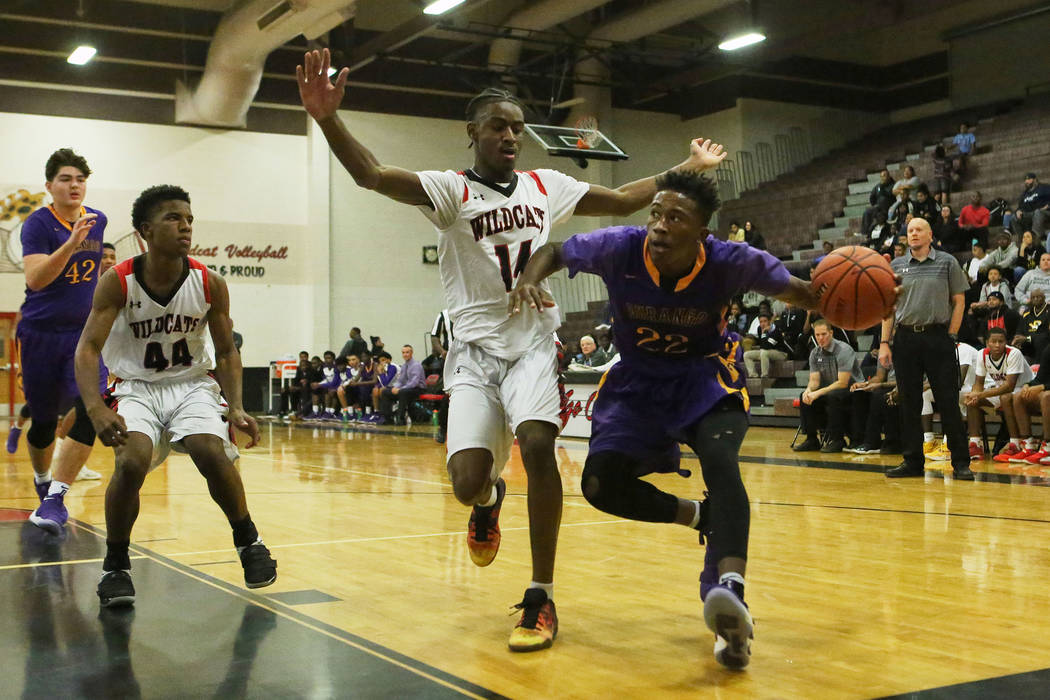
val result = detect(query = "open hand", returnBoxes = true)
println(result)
[685,138,727,171]
[296,48,349,122]
[507,283,555,316]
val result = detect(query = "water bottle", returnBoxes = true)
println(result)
[431,409,439,426]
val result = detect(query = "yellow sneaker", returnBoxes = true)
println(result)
[928,443,952,461]
[508,588,557,652]
[467,478,505,567]
[923,438,941,455]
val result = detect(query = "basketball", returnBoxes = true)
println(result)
[811,246,896,330]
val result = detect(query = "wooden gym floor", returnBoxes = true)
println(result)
[2,419,1050,699]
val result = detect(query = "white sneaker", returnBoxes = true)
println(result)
[703,585,753,670]
[76,466,102,481]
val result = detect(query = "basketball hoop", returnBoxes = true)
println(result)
[574,115,599,150]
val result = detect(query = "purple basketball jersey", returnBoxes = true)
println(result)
[19,204,107,331]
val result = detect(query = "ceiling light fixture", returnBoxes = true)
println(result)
[423,0,467,16]
[718,32,765,51]
[67,45,97,65]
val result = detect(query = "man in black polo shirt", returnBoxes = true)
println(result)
[879,217,974,479]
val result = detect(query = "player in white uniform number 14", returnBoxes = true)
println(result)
[298,47,726,652]
[75,185,276,610]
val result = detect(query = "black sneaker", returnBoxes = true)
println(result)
[239,542,277,589]
[792,438,821,452]
[98,570,136,608]
[820,439,845,453]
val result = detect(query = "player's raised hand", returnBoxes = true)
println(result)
[686,138,727,171]
[296,48,349,122]
[87,406,127,447]
[70,213,98,247]
[229,408,261,449]
[508,282,555,316]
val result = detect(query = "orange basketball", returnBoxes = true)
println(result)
[811,246,896,330]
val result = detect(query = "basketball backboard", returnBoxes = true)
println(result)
[524,123,628,163]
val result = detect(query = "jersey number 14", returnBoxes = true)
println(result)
[144,339,193,371]
[494,240,533,292]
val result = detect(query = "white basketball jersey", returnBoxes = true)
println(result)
[416,168,589,360]
[103,256,215,382]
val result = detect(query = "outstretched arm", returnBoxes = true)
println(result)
[573,139,727,217]
[507,242,565,315]
[75,270,126,446]
[207,274,260,448]
[297,48,431,206]
[772,276,821,312]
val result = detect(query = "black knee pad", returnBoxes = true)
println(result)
[582,452,628,511]
[66,398,98,446]
[26,419,58,449]
[582,451,679,523]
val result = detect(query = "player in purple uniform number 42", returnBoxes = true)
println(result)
[18,148,108,534]
[509,171,824,670]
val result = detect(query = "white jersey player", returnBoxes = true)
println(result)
[75,185,275,610]
[962,327,1036,461]
[297,47,726,652]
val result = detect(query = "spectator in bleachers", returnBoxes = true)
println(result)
[727,219,744,242]
[862,169,895,235]
[725,301,750,336]
[888,189,916,226]
[966,242,987,285]
[972,266,1015,310]
[892,165,920,201]
[743,313,791,378]
[974,291,1019,346]
[814,241,833,265]
[596,330,616,357]
[931,145,953,206]
[867,210,894,252]
[958,192,990,249]
[988,196,1010,228]
[1013,172,1050,241]
[367,355,398,421]
[913,186,938,224]
[1015,252,1050,307]
[792,319,863,453]
[576,335,610,367]
[743,220,766,250]
[1013,289,1050,360]
[338,352,374,421]
[892,242,906,259]
[312,354,351,420]
[777,302,807,356]
[980,230,1018,277]
[951,122,975,180]
[933,205,962,251]
[338,327,368,361]
[967,327,1035,462]
[843,364,900,455]
[377,345,425,425]
[1013,231,1044,284]
[1007,343,1050,465]
[745,299,774,337]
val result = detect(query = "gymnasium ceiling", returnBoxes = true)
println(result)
[0,0,1042,129]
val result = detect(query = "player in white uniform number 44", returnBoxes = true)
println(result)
[74,185,276,609]
[298,48,726,652]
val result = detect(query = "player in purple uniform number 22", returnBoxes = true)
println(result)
[509,171,822,670]
[75,185,275,608]
[297,47,727,652]
[18,148,107,534]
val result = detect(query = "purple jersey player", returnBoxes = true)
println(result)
[18,148,108,534]
[509,170,821,670]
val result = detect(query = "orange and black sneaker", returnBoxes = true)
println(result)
[467,478,505,567]
[508,588,557,652]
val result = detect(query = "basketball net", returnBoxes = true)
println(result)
[574,115,599,150]
[112,230,147,262]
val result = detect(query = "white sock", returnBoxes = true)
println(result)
[312,404,319,413]
[47,480,70,497]
[1026,437,1039,450]
[969,437,981,445]
[924,432,935,442]
[530,581,554,599]
[719,572,745,587]
[479,485,498,508]
[1010,437,1022,447]
[686,500,702,529]
[34,471,52,485]
[235,537,264,555]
